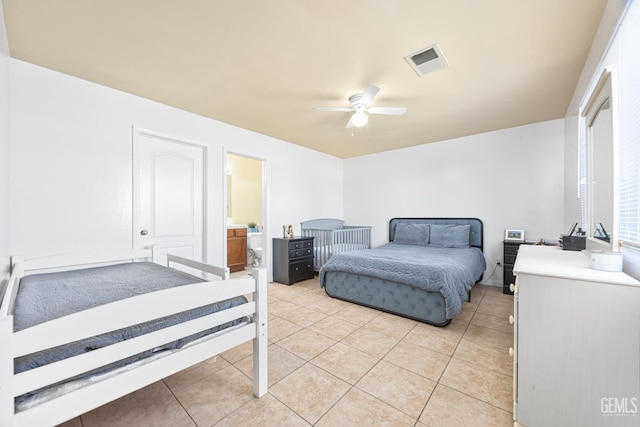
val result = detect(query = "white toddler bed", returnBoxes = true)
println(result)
[0,247,267,426]
[301,219,372,271]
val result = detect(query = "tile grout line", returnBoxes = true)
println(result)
[415,285,485,423]
[159,379,199,427]
[240,281,510,425]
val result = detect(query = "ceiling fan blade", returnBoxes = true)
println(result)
[360,85,380,106]
[368,107,406,116]
[345,116,355,129]
[314,107,352,112]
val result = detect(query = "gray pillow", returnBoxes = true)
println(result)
[393,223,430,246]
[429,224,471,248]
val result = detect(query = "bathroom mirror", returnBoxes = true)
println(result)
[226,174,232,218]
[582,67,616,249]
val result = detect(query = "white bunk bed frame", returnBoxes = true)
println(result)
[0,248,268,426]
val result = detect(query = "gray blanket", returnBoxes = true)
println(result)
[319,243,486,319]
[13,262,247,375]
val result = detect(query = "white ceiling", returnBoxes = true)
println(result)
[2,0,607,158]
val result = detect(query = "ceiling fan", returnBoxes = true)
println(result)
[314,85,406,129]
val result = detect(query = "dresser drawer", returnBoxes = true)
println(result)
[288,258,314,283]
[289,239,313,250]
[289,247,313,258]
[504,268,516,288]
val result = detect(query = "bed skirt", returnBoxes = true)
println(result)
[322,271,450,327]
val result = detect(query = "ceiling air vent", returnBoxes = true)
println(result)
[404,43,448,77]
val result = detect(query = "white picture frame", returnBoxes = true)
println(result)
[505,229,525,241]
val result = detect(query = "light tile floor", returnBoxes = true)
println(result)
[59,275,514,427]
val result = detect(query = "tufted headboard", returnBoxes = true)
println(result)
[389,217,484,251]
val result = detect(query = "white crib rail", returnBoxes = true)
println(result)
[301,222,371,271]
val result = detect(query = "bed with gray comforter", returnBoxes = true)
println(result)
[319,218,485,326]
[13,262,248,376]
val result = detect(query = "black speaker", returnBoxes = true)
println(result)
[561,235,586,251]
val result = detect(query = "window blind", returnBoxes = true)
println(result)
[579,129,588,231]
[618,1,640,247]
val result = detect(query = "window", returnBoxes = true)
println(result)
[578,1,640,252]
[579,66,616,249]
[618,1,640,249]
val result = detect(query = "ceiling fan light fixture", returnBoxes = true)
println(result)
[314,85,404,129]
[352,110,368,127]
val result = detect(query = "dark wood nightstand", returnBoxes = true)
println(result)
[272,237,314,285]
[503,240,531,294]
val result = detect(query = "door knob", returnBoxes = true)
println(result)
[140,230,148,236]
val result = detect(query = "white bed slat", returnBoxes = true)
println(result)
[0,316,13,427]
[14,278,255,357]
[22,249,152,272]
[14,302,255,396]
[167,253,229,280]
[14,324,256,427]
[252,268,268,397]
[0,257,23,317]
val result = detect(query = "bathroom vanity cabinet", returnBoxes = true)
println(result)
[227,227,247,272]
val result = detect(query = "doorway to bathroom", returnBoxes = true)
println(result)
[226,153,266,272]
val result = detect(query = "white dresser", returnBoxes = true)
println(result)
[512,245,640,427]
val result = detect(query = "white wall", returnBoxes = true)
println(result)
[344,120,565,286]
[227,153,262,226]
[0,3,10,290]
[9,59,343,279]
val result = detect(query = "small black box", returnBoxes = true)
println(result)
[561,235,586,251]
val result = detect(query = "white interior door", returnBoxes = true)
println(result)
[134,129,205,264]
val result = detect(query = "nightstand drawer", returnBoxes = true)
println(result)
[289,239,313,250]
[504,244,520,256]
[505,254,517,265]
[289,258,314,283]
[289,247,313,258]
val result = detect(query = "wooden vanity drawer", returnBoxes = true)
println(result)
[227,227,247,238]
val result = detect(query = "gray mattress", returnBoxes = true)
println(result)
[319,243,486,324]
[13,262,248,375]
